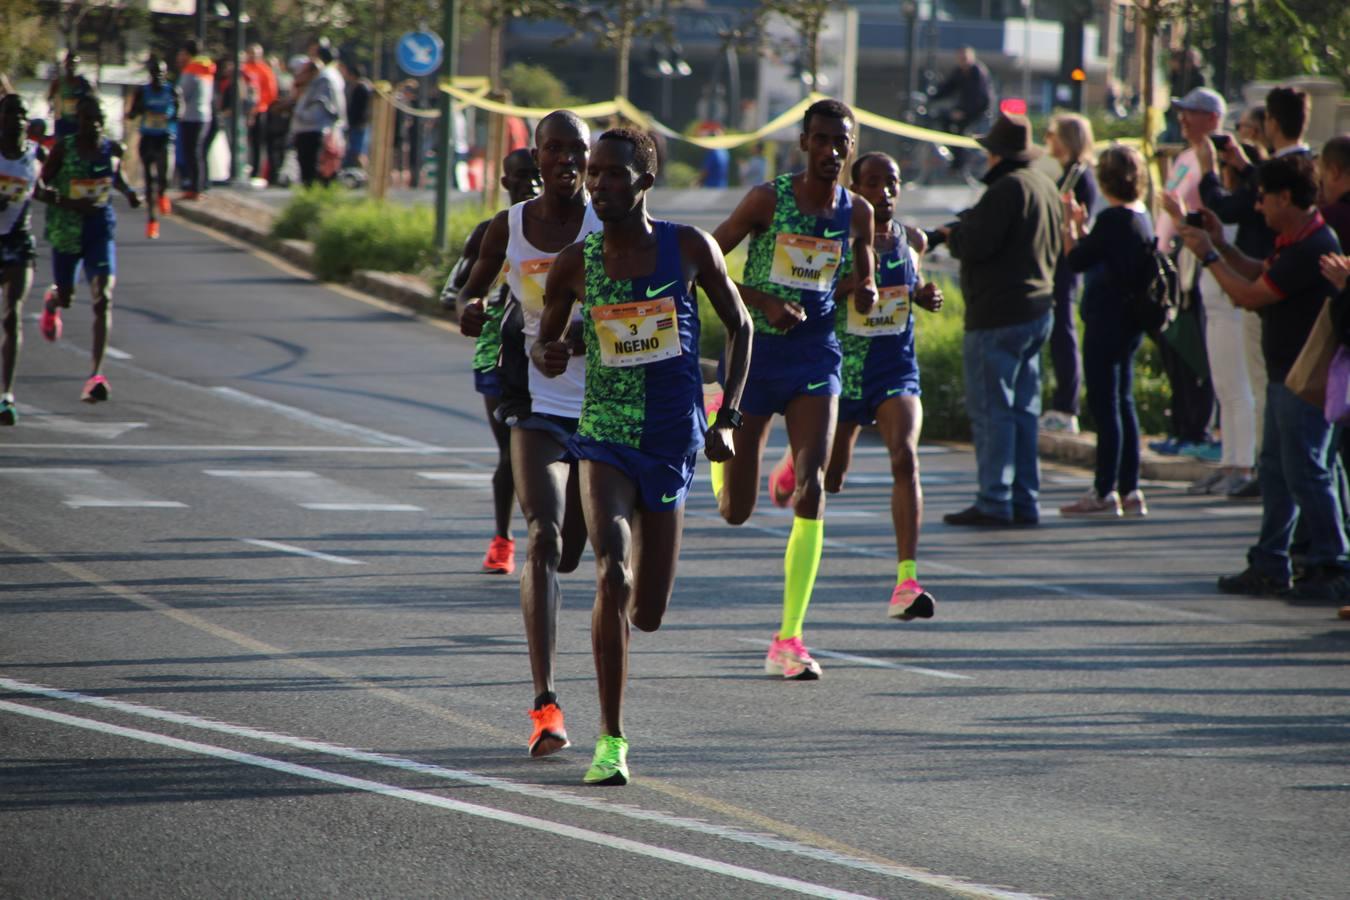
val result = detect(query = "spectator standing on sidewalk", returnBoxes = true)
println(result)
[1041,113,1099,435]
[175,41,215,199]
[340,61,372,171]
[1059,146,1153,519]
[1181,155,1348,603]
[1159,88,1254,490]
[939,114,1062,527]
[243,45,278,183]
[291,41,344,187]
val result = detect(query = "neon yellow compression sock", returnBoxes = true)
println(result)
[710,460,724,501]
[779,516,824,640]
[898,560,917,584]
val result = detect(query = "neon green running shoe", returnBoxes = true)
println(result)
[583,734,630,786]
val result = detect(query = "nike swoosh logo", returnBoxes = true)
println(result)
[661,492,681,504]
[886,388,904,396]
[823,228,846,239]
[885,257,906,269]
[806,380,830,391]
[646,280,678,298]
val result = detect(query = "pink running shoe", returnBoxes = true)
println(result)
[80,375,110,403]
[764,633,822,680]
[39,303,62,342]
[769,454,795,508]
[888,580,936,621]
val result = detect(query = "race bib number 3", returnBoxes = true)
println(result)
[769,233,842,292]
[518,257,553,314]
[0,174,30,203]
[846,285,910,337]
[592,297,682,368]
[69,177,112,206]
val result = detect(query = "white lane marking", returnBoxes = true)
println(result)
[0,677,1043,900]
[418,471,495,483]
[1202,506,1263,517]
[210,386,442,451]
[240,539,364,565]
[203,469,423,512]
[12,404,148,440]
[301,503,423,512]
[103,347,133,360]
[737,639,970,681]
[755,508,877,518]
[0,699,875,900]
[0,467,187,509]
[685,510,1234,624]
[842,474,954,486]
[0,444,492,454]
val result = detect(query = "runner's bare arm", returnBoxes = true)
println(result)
[110,145,141,208]
[443,219,489,308]
[682,227,751,462]
[712,183,805,327]
[456,210,510,337]
[849,193,877,314]
[532,242,583,378]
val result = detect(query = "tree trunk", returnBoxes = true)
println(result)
[617,20,632,100]
[488,18,503,89]
[1142,1,1158,210]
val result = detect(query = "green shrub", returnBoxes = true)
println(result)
[311,201,437,281]
[271,184,356,241]
[501,62,581,109]
[663,161,701,189]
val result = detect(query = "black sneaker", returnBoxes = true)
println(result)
[1217,567,1292,597]
[943,505,1013,527]
[1286,568,1350,605]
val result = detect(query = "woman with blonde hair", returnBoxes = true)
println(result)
[1043,112,1098,434]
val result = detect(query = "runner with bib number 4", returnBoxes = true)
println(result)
[709,98,877,680]
[535,128,751,785]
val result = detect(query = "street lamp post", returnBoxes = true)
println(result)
[901,0,918,114]
[433,1,458,250]
[230,1,245,184]
[1021,0,1033,111]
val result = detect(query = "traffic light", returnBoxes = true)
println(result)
[1060,17,1086,111]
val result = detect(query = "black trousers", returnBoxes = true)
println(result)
[178,120,207,193]
[295,131,323,187]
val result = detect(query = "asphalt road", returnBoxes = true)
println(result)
[1,206,1347,900]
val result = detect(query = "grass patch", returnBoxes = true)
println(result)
[312,201,437,282]
[270,184,356,241]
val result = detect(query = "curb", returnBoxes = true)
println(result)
[172,194,452,324]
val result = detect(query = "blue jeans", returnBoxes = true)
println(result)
[1083,314,1144,498]
[963,312,1052,520]
[1249,382,1349,579]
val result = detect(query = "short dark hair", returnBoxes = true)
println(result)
[1257,153,1319,209]
[535,109,587,143]
[851,151,896,183]
[75,95,103,121]
[1095,144,1145,203]
[1322,135,1350,175]
[598,127,658,176]
[802,98,855,134]
[1265,87,1309,141]
[181,39,199,57]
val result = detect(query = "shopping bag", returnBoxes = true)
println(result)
[1324,345,1350,424]
[1285,299,1335,408]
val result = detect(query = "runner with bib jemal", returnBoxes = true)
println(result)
[710,98,877,680]
[534,127,751,784]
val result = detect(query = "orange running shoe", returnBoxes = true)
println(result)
[482,536,515,574]
[527,703,570,757]
[157,194,172,216]
[769,453,795,508]
[146,220,160,239]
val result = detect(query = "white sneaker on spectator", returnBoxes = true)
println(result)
[1060,490,1123,518]
[1040,411,1080,434]
[1122,489,1149,517]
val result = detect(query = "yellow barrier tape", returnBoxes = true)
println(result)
[441,83,622,119]
[854,107,981,149]
[617,95,821,150]
[374,78,490,119]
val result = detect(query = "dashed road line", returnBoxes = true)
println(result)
[241,539,364,565]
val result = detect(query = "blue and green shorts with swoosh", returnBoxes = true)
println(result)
[569,437,698,512]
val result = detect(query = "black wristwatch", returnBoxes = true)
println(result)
[1200,249,1221,268]
[712,407,743,430]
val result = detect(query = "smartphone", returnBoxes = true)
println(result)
[1212,133,1233,153]
[1184,211,1205,227]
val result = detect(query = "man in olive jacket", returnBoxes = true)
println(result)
[939,113,1063,526]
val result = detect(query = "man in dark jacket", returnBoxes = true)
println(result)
[939,114,1063,526]
[931,46,993,176]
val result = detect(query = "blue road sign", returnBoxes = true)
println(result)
[397,31,444,77]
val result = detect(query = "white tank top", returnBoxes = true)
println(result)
[0,142,41,236]
[505,199,602,418]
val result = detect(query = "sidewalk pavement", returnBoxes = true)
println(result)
[171,187,1221,486]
